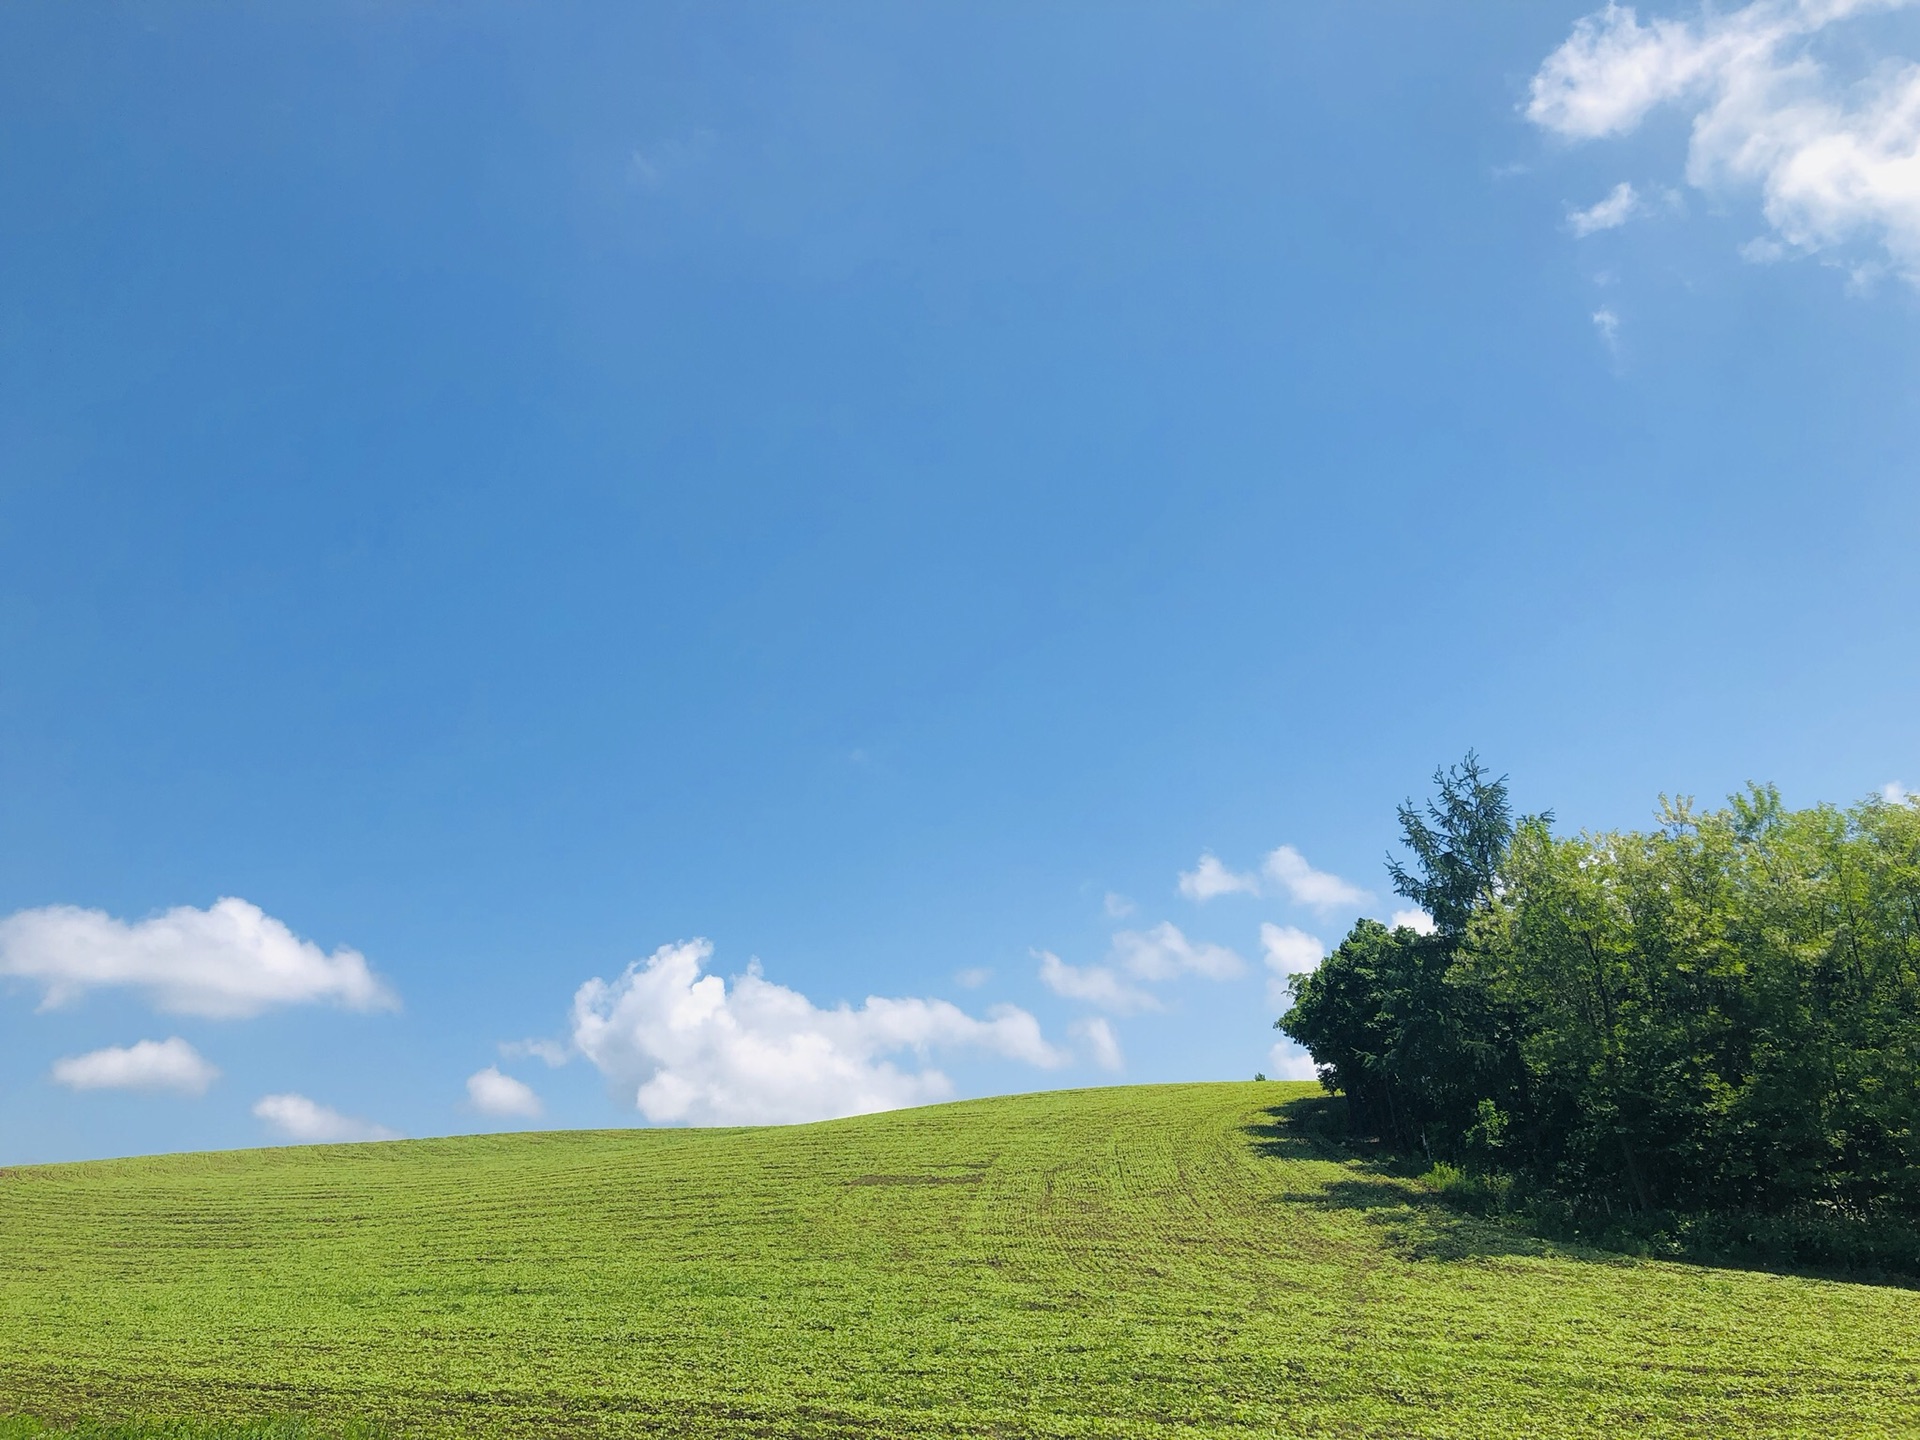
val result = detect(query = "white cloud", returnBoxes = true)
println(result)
[1260,924,1325,1007]
[1103,892,1137,918]
[1267,1040,1322,1082]
[1593,306,1623,351]
[466,1066,543,1119]
[953,966,993,989]
[1035,949,1162,1014]
[1390,907,1439,935]
[1174,846,1367,912]
[252,1092,398,1144]
[50,1037,218,1096]
[1569,180,1643,234]
[1530,0,1920,281]
[0,898,396,1019]
[1177,852,1261,902]
[1072,1016,1125,1072]
[1528,1,1728,139]
[1260,923,1326,975]
[1109,922,1247,981]
[569,940,1068,1127]
[1262,846,1370,911]
[1884,780,1912,803]
[500,1037,571,1067]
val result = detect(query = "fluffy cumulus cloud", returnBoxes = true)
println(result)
[1179,846,1367,911]
[1884,780,1912,803]
[1267,1041,1322,1082]
[1262,846,1370,911]
[252,1092,398,1143]
[1530,0,1920,279]
[1035,949,1161,1013]
[1390,907,1439,935]
[50,1037,219,1096]
[1260,923,1325,1007]
[1260,924,1324,975]
[1177,853,1260,901]
[570,940,1068,1127]
[1109,922,1246,981]
[1071,1017,1125,1072]
[467,1066,542,1119]
[0,898,396,1019]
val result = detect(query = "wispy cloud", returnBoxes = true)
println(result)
[467,1066,543,1119]
[1035,949,1162,1014]
[1530,0,1920,281]
[570,941,1067,1127]
[500,1037,571,1067]
[1071,1016,1125,1071]
[253,1092,398,1144]
[630,129,716,189]
[1103,892,1137,919]
[0,898,396,1019]
[1884,780,1913,803]
[1593,306,1622,353]
[1109,922,1246,981]
[50,1037,218,1096]
[1568,180,1642,235]
[952,966,993,990]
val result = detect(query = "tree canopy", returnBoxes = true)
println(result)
[1279,761,1920,1264]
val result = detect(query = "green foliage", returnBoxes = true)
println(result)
[6,1084,1918,1437]
[1281,760,1920,1269]
[1385,751,1521,937]
[1490,785,1920,1227]
[1278,918,1522,1156]
[1417,1161,1513,1217]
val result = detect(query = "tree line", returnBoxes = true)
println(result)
[1278,756,1920,1266]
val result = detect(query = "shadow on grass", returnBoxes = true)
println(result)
[1244,1096,1566,1264]
[1244,1091,1920,1286]
[1243,1092,1350,1161]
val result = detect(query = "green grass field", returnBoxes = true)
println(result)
[3,1082,1917,1438]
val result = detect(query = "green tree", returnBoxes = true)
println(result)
[1280,754,1521,1150]
[1386,751,1517,937]
[1280,762,1920,1264]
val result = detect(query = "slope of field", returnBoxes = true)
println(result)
[1,1082,1916,1439]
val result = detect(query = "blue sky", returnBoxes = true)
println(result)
[3,1,1917,1161]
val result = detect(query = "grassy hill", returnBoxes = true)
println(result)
[2,1082,1916,1439]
